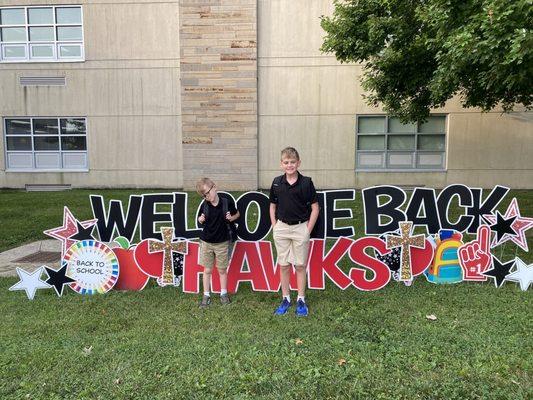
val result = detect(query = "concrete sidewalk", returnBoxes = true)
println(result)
[0,240,61,277]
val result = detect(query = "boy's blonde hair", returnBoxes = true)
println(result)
[196,177,215,195]
[280,146,300,161]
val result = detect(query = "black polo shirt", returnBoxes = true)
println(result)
[269,172,318,223]
[200,198,238,243]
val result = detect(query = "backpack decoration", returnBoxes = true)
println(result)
[202,198,239,243]
[425,230,464,284]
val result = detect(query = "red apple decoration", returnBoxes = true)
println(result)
[133,239,164,278]
[111,238,150,291]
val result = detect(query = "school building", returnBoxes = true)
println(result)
[1,1,531,190]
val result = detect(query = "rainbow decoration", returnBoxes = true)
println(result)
[425,230,464,284]
[63,240,119,294]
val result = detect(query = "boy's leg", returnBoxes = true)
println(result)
[213,241,231,304]
[199,240,215,307]
[293,223,310,316]
[280,264,291,297]
[273,221,294,314]
[202,267,212,294]
[294,264,306,298]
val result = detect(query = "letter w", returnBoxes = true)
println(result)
[90,195,142,242]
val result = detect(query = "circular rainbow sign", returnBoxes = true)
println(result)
[63,240,119,294]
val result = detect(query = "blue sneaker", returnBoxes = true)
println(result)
[274,298,291,315]
[295,299,308,317]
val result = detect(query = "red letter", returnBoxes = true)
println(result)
[227,242,269,292]
[349,237,391,291]
[308,238,352,290]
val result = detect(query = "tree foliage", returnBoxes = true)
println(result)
[321,0,533,122]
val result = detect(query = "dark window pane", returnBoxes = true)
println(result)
[33,119,59,135]
[7,136,32,150]
[419,116,446,133]
[358,135,385,150]
[5,119,31,135]
[60,118,86,135]
[388,135,415,150]
[418,135,446,151]
[61,136,86,150]
[34,136,59,150]
[358,117,386,133]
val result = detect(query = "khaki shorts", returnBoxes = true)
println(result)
[272,221,311,267]
[199,240,232,270]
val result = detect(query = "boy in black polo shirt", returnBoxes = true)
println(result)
[269,147,319,316]
[196,177,240,308]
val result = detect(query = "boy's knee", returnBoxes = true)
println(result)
[280,264,291,271]
[217,268,227,276]
[203,267,213,275]
[294,264,306,272]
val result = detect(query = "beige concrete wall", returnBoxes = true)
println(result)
[0,1,183,188]
[258,0,533,189]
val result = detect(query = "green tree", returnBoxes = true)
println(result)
[321,0,533,122]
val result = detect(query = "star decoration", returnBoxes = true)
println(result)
[69,221,95,241]
[483,198,533,251]
[505,258,533,291]
[44,263,77,296]
[44,207,98,256]
[9,267,51,300]
[483,256,514,288]
[487,211,516,244]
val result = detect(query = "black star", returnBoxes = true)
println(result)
[45,264,76,296]
[69,221,95,241]
[486,211,517,243]
[483,256,515,288]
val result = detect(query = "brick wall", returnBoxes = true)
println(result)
[179,0,257,190]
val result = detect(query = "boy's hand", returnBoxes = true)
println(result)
[225,212,232,222]
[198,213,206,224]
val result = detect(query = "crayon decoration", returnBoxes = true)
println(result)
[148,227,187,286]
[426,230,464,284]
[63,240,119,294]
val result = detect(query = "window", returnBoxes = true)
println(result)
[356,115,446,170]
[4,117,88,170]
[0,6,83,62]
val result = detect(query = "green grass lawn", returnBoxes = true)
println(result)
[0,189,532,399]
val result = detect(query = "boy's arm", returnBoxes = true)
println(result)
[307,202,320,233]
[227,210,240,222]
[270,203,277,227]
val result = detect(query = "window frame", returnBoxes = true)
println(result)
[355,114,448,172]
[0,5,84,63]
[3,116,89,172]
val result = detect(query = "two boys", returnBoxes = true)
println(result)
[196,147,318,316]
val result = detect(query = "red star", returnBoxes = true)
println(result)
[44,207,98,256]
[483,198,533,251]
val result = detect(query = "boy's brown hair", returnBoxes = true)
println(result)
[196,177,215,195]
[280,146,300,160]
